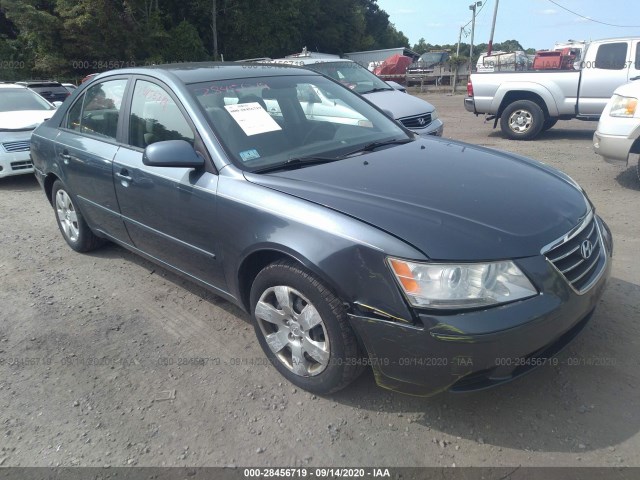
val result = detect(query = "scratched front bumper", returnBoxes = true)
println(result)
[347,237,612,397]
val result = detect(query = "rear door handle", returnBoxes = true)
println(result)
[115,169,133,183]
[59,150,71,164]
[630,75,640,81]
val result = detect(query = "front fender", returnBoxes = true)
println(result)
[217,174,425,322]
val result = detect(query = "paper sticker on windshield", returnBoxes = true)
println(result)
[239,149,261,162]
[224,102,282,136]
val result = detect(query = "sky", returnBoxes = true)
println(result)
[375,0,640,51]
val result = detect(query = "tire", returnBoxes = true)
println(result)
[542,118,558,131]
[250,260,363,395]
[500,100,545,140]
[51,180,103,252]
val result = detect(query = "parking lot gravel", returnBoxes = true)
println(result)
[0,93,638,468]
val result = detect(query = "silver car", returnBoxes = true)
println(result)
[265,57,444,137]
[593,81,640,181]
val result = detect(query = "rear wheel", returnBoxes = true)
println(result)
[250,260,363,395]
[52,180,103,252]
[500,100,545,140]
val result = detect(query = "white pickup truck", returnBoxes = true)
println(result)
[465,37,640,139]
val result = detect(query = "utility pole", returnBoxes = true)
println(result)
[212,0,218,61]
[456,25,464,56]
[487,0,500,56]
[453,26,464,93]
[469,2,482,71]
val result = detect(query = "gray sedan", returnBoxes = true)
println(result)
[31,63,611,396]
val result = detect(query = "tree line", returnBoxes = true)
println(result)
[0,0,409,81]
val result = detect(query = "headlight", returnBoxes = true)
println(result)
[387,258,537,309]
[430,109,439,121]
[609,95,637,117]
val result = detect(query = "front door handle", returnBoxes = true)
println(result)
[115,170,133,183]
[630,75,640,81]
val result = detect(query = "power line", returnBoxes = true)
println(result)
[462,0,488,29]
[546,0,640,28]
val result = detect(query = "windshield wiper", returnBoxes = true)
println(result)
[253,156,340,173]
[360,87,393,94]
[343,137,414,157]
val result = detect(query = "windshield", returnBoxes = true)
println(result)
[0,88,55,112]
[416,52,446,66]
[189,74,409,172]
[307,62,391,94]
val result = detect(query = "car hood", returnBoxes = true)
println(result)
[0,110,54,130]
[362,89,435,120]
[244,138,589,261]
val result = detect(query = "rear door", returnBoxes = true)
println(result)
[112,77,226,290]
[54,77,130,241]
[578,40,632,116]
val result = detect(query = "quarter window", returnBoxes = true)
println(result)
[66,94,84,131]
[595,42,628,70]
[128,80,195,149]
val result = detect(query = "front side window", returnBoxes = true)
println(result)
[595,42,628,70]
[78,79,127,139]
[128,80,195,149]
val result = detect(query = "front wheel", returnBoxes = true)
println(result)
[250,260,364,395]
[52,180,104,252]
[542,118,558,131]
[500,100,545,140]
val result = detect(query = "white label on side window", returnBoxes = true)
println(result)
[224,102,282,136]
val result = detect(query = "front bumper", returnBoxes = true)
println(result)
[593,130,634,165]
[348,218,612,396]
[0,151,34,178]
[412,118,444,137]
[464,97,475,113]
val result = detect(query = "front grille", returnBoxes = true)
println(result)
[544,214,606,293]
[11,160,33,171]
[399,113,432,129]
[2,140,31,153]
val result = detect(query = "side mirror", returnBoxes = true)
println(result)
[142,140,204,168]
[52,101,63,108]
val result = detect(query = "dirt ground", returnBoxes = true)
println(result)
[0,93,638,468]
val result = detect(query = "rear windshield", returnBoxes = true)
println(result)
[28,84,68,94]
[0,88,55,112]
[307,62,391,94]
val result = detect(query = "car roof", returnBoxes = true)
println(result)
[0,83,27,89]
[91,62,323,85]
[16,80,64,87]
[266,58,355,66]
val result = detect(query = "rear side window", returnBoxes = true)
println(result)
[128,80,195,149]
[65,79,127,139]
[595,42,628,70]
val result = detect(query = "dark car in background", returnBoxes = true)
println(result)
[16,80,70,104]
[30,63,611,396]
